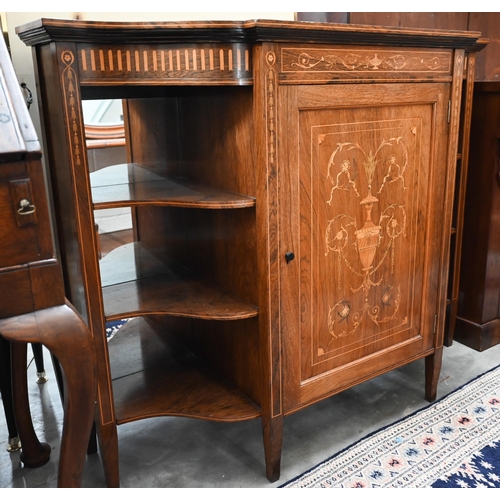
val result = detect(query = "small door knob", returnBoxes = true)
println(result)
[285,252,295,264]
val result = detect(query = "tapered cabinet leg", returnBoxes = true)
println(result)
[97,420,120,488]
[262,414,283,483]
[11,342,51,468]
[425,347,443,403]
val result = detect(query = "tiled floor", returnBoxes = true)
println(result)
[1,339,500,488]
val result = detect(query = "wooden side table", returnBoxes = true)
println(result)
[0,33,96,487]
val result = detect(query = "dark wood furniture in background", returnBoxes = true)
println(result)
[0,33,96,487]
[454,83,500,351]
[17,18,484,486]
[296,13,486,348]
[449,14,500,351]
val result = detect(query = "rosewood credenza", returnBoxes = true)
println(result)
[16,18,486,486]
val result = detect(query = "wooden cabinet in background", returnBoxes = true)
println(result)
[454,82,500,350]
[16,18,484,486]
[450,13,500,351]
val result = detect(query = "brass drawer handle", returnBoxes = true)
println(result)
[17,198,36,215]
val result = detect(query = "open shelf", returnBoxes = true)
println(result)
[109,316,262,424]
[91,163,256,209]
[100,242,259,321]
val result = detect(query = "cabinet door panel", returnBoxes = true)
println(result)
[282,83,449,409]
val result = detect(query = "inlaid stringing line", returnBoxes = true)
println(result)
[152,50,157,71]
[99,50,105,71]
[134,51,140,72]
[220,49,225,71]
[81,49,87,71]
[176,50,181,71]
[108,50,114,71]
[126,51,131,71]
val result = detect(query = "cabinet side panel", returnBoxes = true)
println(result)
[34,43,88,320]
[35,43,115,424]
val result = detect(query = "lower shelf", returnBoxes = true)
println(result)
[100,242,259,321]
[108,316,262,424]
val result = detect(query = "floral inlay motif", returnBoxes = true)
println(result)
[291,51,445,72]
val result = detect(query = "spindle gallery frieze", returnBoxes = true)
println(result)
[75,44,253,85]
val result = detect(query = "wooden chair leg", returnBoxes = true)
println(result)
[87,421,98,455]
[0,302,97,487]
[50,352,98,456]
[34,305,97,487]
[0,336,21,451]
[31,343,48,384]
[11,342,51,468]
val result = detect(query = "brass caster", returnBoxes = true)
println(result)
[7,436,21,452]
[36,371,48,384]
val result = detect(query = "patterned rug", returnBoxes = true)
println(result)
[106,318,130,340]
[281,364,500,488]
